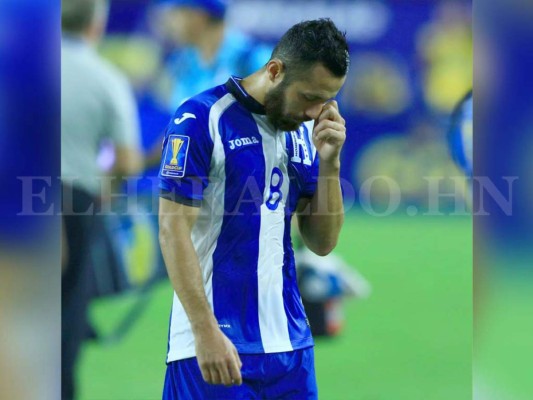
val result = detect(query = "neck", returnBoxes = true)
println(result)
[197,22,225,63]
[241,69,269,105]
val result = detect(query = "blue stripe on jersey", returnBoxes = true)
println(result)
[212,102,265,352]
[283,140,314,345]
[282,213,311,344]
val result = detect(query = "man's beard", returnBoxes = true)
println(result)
[264,82,303,131]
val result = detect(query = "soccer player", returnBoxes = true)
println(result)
[158,19,349,399]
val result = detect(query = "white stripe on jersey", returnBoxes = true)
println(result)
[303,120,317,160]
[254,116,293,353]
[167,94,235,362]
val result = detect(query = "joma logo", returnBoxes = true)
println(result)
[228,136,259,150]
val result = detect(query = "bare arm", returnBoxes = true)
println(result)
[296,163,344,256]
[297,101,345,256]
[158,197,242,386]
[144,134,165,169]
[100,146,143,203]
[113,145,143,176]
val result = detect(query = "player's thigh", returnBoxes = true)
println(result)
[263,347,318,400]
[163,357,257,400]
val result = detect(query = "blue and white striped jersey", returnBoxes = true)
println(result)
[159,76,318,362]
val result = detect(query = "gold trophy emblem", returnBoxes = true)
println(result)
[170,138,184,165]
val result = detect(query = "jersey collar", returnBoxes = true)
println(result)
[225,76,266,115]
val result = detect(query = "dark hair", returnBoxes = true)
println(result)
[270,18,349,80]
[61,0,107,33]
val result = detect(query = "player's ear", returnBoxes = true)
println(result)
[266,59,285,83]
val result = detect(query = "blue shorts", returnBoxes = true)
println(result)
[162,347,318,399]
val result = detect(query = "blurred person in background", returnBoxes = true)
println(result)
[141,0,272,168]
[155,0,273,110]
[158,19,349,399]
[61,0,142,398]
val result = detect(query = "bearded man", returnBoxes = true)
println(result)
[158,18,349,400]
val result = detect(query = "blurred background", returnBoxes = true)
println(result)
[7,0,533,399]
[64,0,473,399]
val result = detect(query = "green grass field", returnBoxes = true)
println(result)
[78,210,472,400]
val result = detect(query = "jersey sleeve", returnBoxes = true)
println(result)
[300,152,319,198]
[158,100,213,207]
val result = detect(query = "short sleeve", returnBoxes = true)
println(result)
[300,153,319,198]
[158,100,214,207]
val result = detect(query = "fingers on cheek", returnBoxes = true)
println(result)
[322,112,343,125]
[319,108,335,121]
[321,102,337,115]
[333,111,345,124]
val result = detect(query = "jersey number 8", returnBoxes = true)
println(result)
[266,167,283,211]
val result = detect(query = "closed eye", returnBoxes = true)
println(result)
[300,93,332,103]
[301,94,321,102]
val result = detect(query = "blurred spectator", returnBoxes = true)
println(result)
[61,0,142,398]
[94,33,170,284]
[154,0,273,110]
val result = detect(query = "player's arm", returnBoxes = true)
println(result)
[158,197,242,387]
[107,70,144,176]
[296,100,345,256]
[113,145,143,176]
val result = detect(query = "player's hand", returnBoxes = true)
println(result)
[194,327,243,386]
[312,100,346,166]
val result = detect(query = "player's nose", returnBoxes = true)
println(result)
[304,103,324,121]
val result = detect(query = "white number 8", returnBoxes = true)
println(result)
[266,167,283,210]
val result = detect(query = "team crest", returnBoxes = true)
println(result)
[161,134,190,178]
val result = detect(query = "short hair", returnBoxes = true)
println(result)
[271,18,350,80]
[61,0,108,33]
